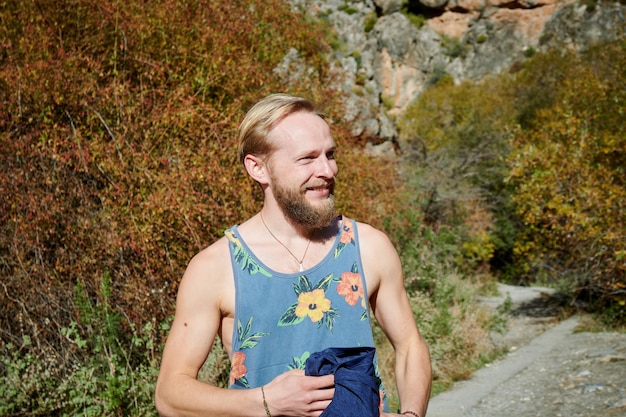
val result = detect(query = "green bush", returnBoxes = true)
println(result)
[506,41,626,320]
[441,35,469,59]
[0,273,164,415]
[397,75,516,275]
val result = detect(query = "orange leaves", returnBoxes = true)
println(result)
[0,0,406,364]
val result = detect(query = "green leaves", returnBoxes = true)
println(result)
[506,40,626,314]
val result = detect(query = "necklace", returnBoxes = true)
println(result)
[260,212,312,272]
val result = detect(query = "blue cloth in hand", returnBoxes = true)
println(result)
[305,346,380,417]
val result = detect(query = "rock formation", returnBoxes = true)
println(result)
[287,0,625,145]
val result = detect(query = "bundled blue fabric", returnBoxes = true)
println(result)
[305,347,380,417]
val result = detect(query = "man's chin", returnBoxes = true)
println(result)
[291,205,336,230]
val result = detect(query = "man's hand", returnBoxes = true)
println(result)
[262,370,335,417]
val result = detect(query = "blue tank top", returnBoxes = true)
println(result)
[225,216,387,410]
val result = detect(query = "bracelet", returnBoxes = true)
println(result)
[261,385,272,417]
[402,411,421,417]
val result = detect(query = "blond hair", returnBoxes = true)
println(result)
[238,94,323,165]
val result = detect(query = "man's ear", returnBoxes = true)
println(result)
[243,154,269,185]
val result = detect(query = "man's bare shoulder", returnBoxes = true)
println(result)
[353,220,393,245]
[191,235,231,265]
[179,236,233,293]
[354,219,401,289]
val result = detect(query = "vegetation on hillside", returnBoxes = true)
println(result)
[0,0,406,414]
[1,0,623,414]
[398,40,625,325]
[507,43,625,321]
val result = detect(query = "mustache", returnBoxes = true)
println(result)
[302,178,335,191]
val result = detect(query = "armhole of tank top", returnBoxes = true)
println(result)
[226,227,243,354]
[351,220,372,313]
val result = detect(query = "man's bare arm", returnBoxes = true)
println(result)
[155,239,251,416]
[360,224,432,417]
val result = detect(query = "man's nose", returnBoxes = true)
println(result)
[316,156,337,178]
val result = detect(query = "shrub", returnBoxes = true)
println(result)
[506,41,626,321]
[397,76,516,273]
[0,0,408,413]
[0,272,164,415]
[441,35,469,59]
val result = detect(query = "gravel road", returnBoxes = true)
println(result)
[426,284,626,417]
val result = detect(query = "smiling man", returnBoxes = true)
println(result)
[155,94,432,417]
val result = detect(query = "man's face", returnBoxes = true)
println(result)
[265,111,339,229]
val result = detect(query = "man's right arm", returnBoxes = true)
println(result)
[155,239,258,416]
[154,239,335,417]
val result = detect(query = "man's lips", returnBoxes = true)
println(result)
[304,179,335,192]
[303,182,335,192]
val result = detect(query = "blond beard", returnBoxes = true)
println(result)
[271,178,337,229]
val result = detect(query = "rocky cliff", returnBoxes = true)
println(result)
[284,0,625,148]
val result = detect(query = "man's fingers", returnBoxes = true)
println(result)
[304,373,335,389]
[311,386,334,402]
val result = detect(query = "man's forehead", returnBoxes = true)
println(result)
[268,111,333,143]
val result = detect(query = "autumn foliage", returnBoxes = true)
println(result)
[0,0,405,406]
[507,42,626,317]
[399,39,625,321]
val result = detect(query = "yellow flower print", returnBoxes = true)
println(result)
[295,289,331,323]
[337,271,364,306]
[279,275,338,330]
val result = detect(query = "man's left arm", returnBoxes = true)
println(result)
[360,224,432,417]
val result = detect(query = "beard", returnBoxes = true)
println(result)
[271,177,337,229]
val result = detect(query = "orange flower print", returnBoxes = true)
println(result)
[337,271,364,306]
[229,351,247,385]
[295,289,331,323]
[340,222,354,244]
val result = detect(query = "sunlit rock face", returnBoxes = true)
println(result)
[287,0,625,143]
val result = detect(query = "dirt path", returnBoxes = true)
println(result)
[426,284,626,417]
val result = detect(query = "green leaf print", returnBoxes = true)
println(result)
[293,275,313,296]
[237,317,269,350]
[313,273,333,291]
[278,303,306,326]
[334,242,346,259]
[321,308,339,331]
[234,376,250,389]
[288,351,311,370]
[234,245,272,277]
[292,273,333,296]
[226,230,272,277]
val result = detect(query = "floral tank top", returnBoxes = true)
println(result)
[225,216,387,409]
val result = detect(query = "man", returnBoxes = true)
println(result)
[155,94,431,417]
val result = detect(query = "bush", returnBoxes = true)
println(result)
[0,272,164,415]
[506,41,626,321]
[0,0,408,413]
[397,76,516,273]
